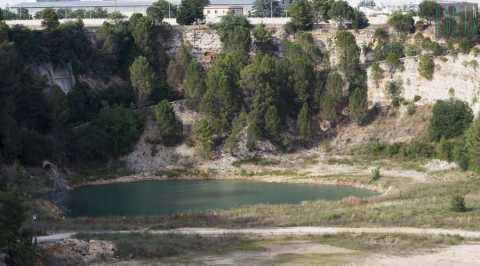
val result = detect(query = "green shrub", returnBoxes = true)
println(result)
[430,99,473,141]
[388,11,414,33]
[400,141,435,159]
[418,54,434,80]
[466,117,480,173]
[386,80,403,107]
[405,44,420,56]
[94,105,143,158]
[435,137,453,161]
[371,167,381,182]
[450,195,467,212]
[363,141,435,160]
[421,38,445,56]
[366,141,388,156]
[453,143,469,171]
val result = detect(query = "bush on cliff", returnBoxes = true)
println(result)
[430,99,473,142]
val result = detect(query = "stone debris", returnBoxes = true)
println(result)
[41,239,115,266]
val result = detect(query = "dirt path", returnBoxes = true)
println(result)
[38,226,480,243]
[361,244,480,266]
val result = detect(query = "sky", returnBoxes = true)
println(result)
[2,0,480,9]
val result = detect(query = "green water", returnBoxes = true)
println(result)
[66,180,377,217]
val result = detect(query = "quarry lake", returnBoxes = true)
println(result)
[66,180,378,217]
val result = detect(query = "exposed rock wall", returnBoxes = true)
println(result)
[168,25,287,65]
[168,26,223,65]
[36,62,76,94]
[367,53,480,114]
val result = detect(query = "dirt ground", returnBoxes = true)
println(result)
[91,241,480,266]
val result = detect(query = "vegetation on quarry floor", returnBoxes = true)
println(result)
[73,232,467,264]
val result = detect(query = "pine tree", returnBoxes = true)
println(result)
[129,15,155,57]
[40,8,59,30]
[335,30,360,80]
[176,0,208,25]
[225,112,248,154]
[167,43,191,90]
[322,72,344,121]
[193,119,215,159]
[247,108,263,150]
[201,53,243,133]
[265,105,281,140]
[297,103,311,141]
[289,0,314,32]
[349,86,367,123]
[183,59,206,106]
[154,100,183,145]
[129,56,155,106]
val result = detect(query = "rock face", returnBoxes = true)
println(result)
[331,105,433,149]
[36,62,76,94]
[367,53,480,114]
[124,100,199,173]
[169,25,223,66]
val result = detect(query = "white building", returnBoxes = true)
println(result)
[203,0,253,18]
[12,0,254,19]
[12,0,157,17]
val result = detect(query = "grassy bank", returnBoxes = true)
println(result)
[74,232,467,263]
[75,233,264,260]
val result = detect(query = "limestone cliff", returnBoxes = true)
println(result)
[367,53,480,114]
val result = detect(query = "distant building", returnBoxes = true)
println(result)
[13,0,156,17]
[203,0,253,18]
[13,0,254,19]
[36,0,80,2]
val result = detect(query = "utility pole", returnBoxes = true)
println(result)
[270,0,273,18]
[32,214,38,246]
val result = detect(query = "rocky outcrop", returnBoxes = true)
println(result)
[41,239,115,266]
[367,53,480,114]
[123,100,199,173]
[36,62,76,94]
[169,25,223,65]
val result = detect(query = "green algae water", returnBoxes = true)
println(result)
[66,180,377,217]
